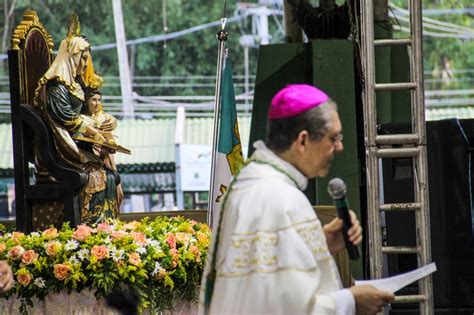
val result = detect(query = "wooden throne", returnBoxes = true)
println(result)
[8,10,86,232]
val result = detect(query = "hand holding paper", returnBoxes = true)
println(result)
[355,262,437,293]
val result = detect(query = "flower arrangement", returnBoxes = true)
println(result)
[0,216,211,314]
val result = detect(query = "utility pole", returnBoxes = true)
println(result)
[112,0,134,119]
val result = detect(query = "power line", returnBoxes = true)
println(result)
[0,15,246,60]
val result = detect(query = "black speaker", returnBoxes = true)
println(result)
[381,119,474,312]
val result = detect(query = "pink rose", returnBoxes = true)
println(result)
[111,230,127,240]
[131,232,147,245]
[97,223,112,233]
[8,245,25,260]
[12,231,25,243]
[73,225,93,241]
[53,264,70,281]
[21,249,38,265]
[128,252,141,266]
[45,241,62,257]
[175,232,191,245]
[91,245,109,260]
[166,233,177,249]
[17,270,32,286]
[42,227,58,240]
[0,243,6,253]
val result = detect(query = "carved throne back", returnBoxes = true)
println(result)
[8,10,85,232]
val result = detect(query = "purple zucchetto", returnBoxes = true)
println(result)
[268,84,329,119]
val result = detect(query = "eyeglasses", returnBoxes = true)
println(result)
[322,133,343,144]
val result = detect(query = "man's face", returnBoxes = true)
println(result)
[300,110,344,178]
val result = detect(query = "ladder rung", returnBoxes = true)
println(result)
[376,134,420,145]
[380,203,421,212]
[382,246,419,254]
[374,38,412,47]
[376,147,419,158]
[393,295,426,304]
[375,82,417,91]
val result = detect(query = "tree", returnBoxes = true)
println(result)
[391,0,474,90]
[1,0,259,96]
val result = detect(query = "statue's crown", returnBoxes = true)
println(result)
[66,12,81,50]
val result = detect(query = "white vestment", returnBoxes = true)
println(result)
[199,141,355,315]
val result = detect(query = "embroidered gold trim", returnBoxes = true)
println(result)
[217,265,326,278]
[231,217,321,236]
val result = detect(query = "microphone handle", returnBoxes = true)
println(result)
[334,198,360,260]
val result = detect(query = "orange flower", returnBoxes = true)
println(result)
[73,225,92,241]
[91,245,109,260]
[154,268,167,280]
[0,243,6,253]
[166,233,176,249]
[17,270,32,286]
[12,231,25,243]
[21,249,38,265]
[42,227,58,240]
[131,232,147,245]
[8,245,25,260]
[128,252,141,266]
[97,223,112,233]
[45,241,62,257]
[170,248,179,268]
[53,264,70,281]
[189,245,201,262]
[196,231,209,247]
[123,221,140,231]
[175,232,191,245]
[111,230,127,240]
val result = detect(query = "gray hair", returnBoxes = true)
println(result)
[265,99,337,152]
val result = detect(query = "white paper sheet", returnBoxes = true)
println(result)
[354,262,437,293]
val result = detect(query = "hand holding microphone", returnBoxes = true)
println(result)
[327,178,360,260]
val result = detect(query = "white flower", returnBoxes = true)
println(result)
[34,277,46,289]
[147,240,162,253]
[103,236,112,244]
[109,246,125,262]
[30,232,41,238]
[68,255,80,265]
[151,261,164,276]
[136,246,147,255]
[77,248,90,261]
[65,240,79,251]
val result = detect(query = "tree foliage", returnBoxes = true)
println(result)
[391,0,474,90]
[1,0,259,95]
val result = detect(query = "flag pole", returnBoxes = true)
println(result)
[207,19,228,227]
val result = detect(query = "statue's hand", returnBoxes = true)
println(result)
[100,117,117,131]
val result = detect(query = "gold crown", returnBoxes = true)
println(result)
[66,12,81,50]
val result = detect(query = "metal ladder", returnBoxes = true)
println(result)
[360,1,434,313]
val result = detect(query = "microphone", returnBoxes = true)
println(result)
[327,178,360,260]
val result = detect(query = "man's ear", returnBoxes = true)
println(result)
[295,130,310,153]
